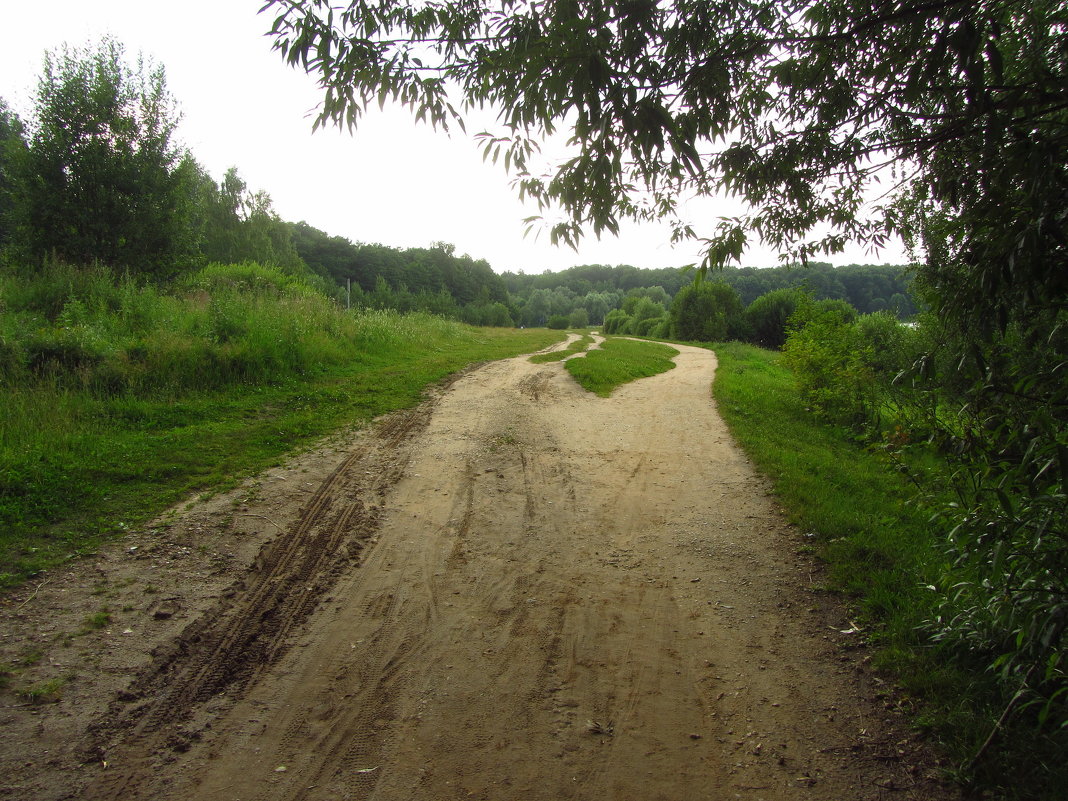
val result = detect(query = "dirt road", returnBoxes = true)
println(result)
[1,342,950,800]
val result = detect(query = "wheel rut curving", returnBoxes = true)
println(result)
[81,393,440,800]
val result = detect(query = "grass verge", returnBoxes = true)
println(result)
[707,341,1065,795]
[565,337,678,397]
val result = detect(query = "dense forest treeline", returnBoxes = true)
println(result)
[501,261,916,312]
[498,261,916,328]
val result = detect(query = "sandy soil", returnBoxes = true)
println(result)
[0,341,957,800]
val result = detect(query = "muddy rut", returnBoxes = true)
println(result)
[36,343,948,800]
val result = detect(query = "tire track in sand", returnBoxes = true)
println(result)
[81,376,458,800]
[81,348,952,801]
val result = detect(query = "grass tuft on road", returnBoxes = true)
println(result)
[565,337,678,397]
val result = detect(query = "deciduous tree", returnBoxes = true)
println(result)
[0,99,26,250]
[14,38,193,275]
[669,281,742,342]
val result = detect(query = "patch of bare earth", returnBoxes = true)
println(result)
[0,344,958,800]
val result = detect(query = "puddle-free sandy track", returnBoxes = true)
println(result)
[7,345,952,800]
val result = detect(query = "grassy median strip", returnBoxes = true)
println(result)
[565,337,678,397]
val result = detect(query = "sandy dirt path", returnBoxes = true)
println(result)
[3,343,951,800]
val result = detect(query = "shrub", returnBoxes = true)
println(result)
[650,318,671,339]
[567,307,589,328]
[546,314,569,330]
[631,296,666,324]
[669,281,743,341]
[602,308,630,334]
[744,288,803,349]
[632,315,664,336]
[781,296,873,426]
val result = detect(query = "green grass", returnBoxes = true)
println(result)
[565,337,679,396]
[528,331,594,363]
[79,608,111,633]
[17,676,68,704]
[711,343,941,630]
[710,341,1067,799]
[0,263,562,587]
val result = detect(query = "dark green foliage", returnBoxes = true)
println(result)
[0,99,25,248]
[503,263,692,299]
[745,288,802,350]
[881,3,1068,743]
[187,165,306,273]
[11,39,193,275]
[910,312,1068,759]
[782,299,893,427]
[782,294,1068,781]
[668,281,742,342]
[599,292,671,337]
[623,285,670,311]
[290,223,512,323]
[461,301,513,327]
[502,262,916,327]
[546,314,569,330]
[601,308,630,335]
[581,292,611,325]
[498,262,916,343]
[567,307,589,328]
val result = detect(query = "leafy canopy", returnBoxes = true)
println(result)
[262,1,1064,286]
[10,38,195,274]
[669,281,743,342]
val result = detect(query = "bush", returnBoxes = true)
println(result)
[567,307,589,328]
[781,296,873,426]
[745,288,802,349]
[602,308,630,334]
[669,281,743,341]
[919,311,1068,744]
[650,318,671,339]
[179,261,315,298]
[632,315,664,336]
[546,314,569,330]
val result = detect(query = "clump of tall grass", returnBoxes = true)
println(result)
[0,261,474,397]
[348,308,468,350]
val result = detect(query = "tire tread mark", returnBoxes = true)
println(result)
[81,392,446,801]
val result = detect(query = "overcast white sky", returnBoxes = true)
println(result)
[2,0,905,274]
